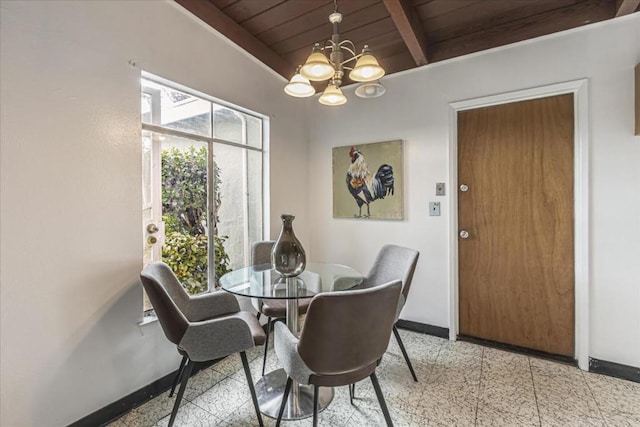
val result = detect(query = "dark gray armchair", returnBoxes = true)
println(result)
[359,244,420,381]
[274,280,402,427]
[140,262,265,427]
[251,240,311,375]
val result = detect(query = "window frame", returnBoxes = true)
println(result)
[141,71,267,297]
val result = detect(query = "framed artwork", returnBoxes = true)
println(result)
[332,140,404,220]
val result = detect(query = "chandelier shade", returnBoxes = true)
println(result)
[319,83,347,106]
[349,47,385,82]
[355,81,386,98]
[300,45,335,81]
[284,1,385,106]
[284,71,315,97]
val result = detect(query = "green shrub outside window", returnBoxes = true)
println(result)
[161,146,231,294]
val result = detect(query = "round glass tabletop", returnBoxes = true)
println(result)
[219,262,363,299]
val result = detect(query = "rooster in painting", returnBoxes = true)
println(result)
[346,146,394,218]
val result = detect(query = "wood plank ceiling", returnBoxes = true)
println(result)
[176,0,639,85]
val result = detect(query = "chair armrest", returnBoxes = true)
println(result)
[353,277,373,290]
[185,291,240,322]
[331,275,360,291]
[274,322,314,384]
[179,313,255,362]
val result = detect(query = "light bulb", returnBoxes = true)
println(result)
[319,84,347,106]
[349,46,385,82]
[284,72,315,97]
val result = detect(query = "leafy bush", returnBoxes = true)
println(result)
[161,146,231,294]
[162,231,208,294]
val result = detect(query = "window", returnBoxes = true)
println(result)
[141,75,265,311]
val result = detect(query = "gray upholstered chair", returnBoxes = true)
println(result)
[140,262,265,427]
[359,244,420,381]
[251,240,311,375]
[274,280,402,427]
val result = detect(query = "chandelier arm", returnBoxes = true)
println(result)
[338,41,361,67]
[338,39,357,53]
[339,55,361,68]
[342,49,362,64]
[321,40,357,56]
[322,40,335,51]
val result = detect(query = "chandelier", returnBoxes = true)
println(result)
[284,1,386,106]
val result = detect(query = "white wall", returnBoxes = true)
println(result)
[0,1,308,426]
[306,15,640,368]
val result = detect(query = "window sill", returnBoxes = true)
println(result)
[138,312,158,327]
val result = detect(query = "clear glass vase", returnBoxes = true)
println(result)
[272,214,306,277]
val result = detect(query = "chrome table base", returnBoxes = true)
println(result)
[255,277,334,420]
[255,368,333,420]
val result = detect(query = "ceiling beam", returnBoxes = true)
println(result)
[615,0,640,16]
[382,0,429,66]
[174,0,294,78]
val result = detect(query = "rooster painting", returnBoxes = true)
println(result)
[346,146,395,218]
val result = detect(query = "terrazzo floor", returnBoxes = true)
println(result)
[107,329,640,426]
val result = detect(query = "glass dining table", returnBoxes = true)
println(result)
[219,262,363,420]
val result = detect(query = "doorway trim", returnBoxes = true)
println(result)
[447,79,590,370]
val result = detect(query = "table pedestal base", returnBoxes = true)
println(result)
[255,368,333,420]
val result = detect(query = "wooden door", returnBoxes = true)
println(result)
[458,94,575,357]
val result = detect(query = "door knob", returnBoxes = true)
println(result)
[460,184,469,192]
[146,235,158,245]
[459,230,469,239]
[146,223,159,234]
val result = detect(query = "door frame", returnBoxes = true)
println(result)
[447,79,590,370]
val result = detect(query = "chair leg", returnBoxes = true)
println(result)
[370,372,393,427]
[168,359,195,427]
[169,355,188,397]
[275,376,293,427]
[313,384,319,427]
[241,351,264,427]
[262,317,272,376]
[393,325,418,382]
[349,383,355,404]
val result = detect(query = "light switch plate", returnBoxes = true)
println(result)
[436,182,445,196]
[429,202,441,216]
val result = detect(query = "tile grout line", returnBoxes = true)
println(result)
[424,336,445,385]
[340,404,360,427]
[183,363,232,408]
[581,369,611,427]
[180,363,252,425]
[528,356,543,427]
[419,334,445,427]
[473,346,485,426]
